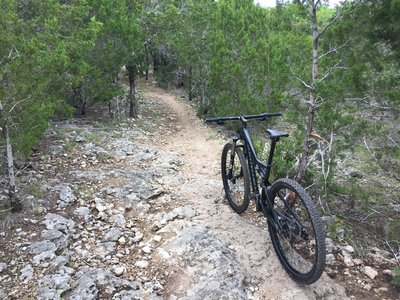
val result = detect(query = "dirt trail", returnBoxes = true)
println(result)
[142,84,348,299]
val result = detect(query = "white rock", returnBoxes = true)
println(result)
[142,245,152,254]
[342,245,355,254]
[156,248,170,260]
[113,266,125,276]
[135,260,149,269]
[118,236,126,245]
[362,266,378,279]
[382,269,392,276]
[153,235,162,242]
[133,232,143,243]
[352,258,363,266]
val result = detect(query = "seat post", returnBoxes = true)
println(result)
[264,138,279,182]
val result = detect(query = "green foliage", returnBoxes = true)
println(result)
[391,267,400,288]
[1,0,145,162]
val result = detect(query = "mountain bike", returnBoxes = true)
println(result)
[205,112,326,284]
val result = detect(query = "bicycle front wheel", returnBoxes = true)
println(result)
[221,143,250,214]
[268,178,326,284]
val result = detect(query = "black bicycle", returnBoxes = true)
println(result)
[205,112,326,284]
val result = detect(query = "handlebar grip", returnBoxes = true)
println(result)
[204,118,225,125]
[204,118,219,123]
[267,112,282,117]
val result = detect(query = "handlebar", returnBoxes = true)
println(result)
[204,112,282,124]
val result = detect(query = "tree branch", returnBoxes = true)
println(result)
[318,12,340,39]
[289,64,311,89]
[318,60,346,82]
[318,41,349,61]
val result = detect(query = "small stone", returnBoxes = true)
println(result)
[363,283,372,291]
[153,235,162,242]
[135,260,149,269]
[49,145,64,155]
[375,287,389,293]
[118,236,126,245]
[0,262,8,272]
[43,213,75,232]
[342,245,355,253]
[156,248,170,260]
[20,264,34,283]
[113,266,125,276]
[95,242,116,257]
[142,245,152,254]
[326,253,336,265]
[29,240,56,255]
[325,238,337,253]
[75,207,92,221]
[133,232,143,243]
[59,185,76,207]
[112,214,126,226]
[32,250,56,265]
[352,258,363,266]
[382,269,393,276]
[103,228,123,242]
[362,266,378,279]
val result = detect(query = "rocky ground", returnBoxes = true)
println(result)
[0,80,398,299]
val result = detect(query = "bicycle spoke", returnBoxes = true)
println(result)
[268,179,325,284]
[221,143,250,214]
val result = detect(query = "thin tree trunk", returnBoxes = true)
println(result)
[188,65,193,101]
[3,126,20,212]
[144,42,149,80]
[126,65,137,118]
[296,1,318,182]
[0,101,21,212]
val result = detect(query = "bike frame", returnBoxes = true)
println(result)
[205,112,285,217]
[233,124,279,200]
[223,114,288,230]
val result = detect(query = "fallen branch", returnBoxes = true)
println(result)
[363,138,378,162]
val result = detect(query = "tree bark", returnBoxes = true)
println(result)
[188,65,193,101]
[295,1,318,182]
[0,100,21,212]
[144,42,149,81]
[126,65,137,118]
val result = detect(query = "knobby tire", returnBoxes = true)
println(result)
[221,143,250,214]
[268,178,326,284]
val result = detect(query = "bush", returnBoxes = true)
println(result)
[391,267,400,288]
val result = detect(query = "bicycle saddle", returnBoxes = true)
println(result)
[266,129,289,139]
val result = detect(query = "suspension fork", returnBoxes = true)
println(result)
[228,136,239,179]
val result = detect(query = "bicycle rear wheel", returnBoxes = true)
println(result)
[221,143,250,214]
[267,178,325,284]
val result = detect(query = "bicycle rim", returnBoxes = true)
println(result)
[221,143,250,213]
[268,179,325,284]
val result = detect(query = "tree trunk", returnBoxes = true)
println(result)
[126,65,137,118]
[188,65,193,101]
[144,42,149,81]
[0,101,21,212]
[295,1,318,182]
[3,126,21,212]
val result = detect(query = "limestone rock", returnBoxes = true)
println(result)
[20,264,34,283]
[36,274,71,299]
[0,262,8,273]
[362,266,378,279]
[65,268,140,299]
[59,185,76,207]
[43,213,75,233]
[29,240,56,255]
[103,227,123,242]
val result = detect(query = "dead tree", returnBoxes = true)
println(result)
[295,0,345,182]
[0,100,21,212]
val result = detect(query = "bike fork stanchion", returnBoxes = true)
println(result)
[228,136,239,180]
